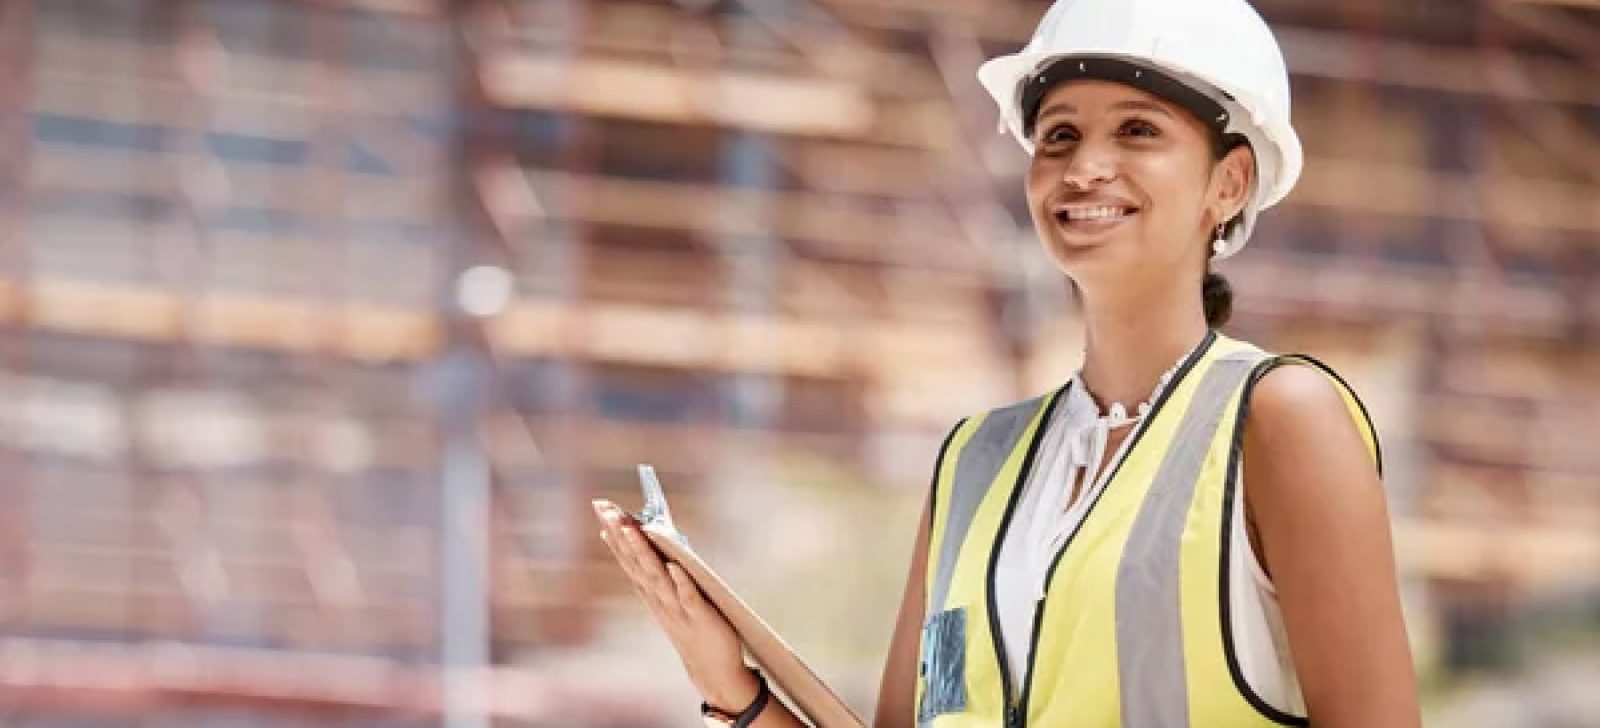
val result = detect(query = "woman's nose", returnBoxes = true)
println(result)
[1061,156,1116,190]
[1060,143,1118,189]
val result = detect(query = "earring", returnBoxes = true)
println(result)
[1210,223,1227,257]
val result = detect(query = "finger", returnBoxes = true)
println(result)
[599,528,624,567]
[600,527,653,595]
[593,502,631,549]
[620,524,669,588]
[592,501,611,529]
[666,561,713,616]
[594,505,674,610]
[621,524,681,616]
[596,517,630,570]
[598,506,633,555]
[600,510,671,599]
[598,529,635,581]
[600,529,676,616]
[598,509,637,568]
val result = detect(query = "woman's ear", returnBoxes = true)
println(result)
[1213,143,1255,223]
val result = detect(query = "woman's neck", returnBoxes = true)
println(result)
[1077,283,1210,415]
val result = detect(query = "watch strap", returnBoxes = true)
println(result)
[700,670,770,727]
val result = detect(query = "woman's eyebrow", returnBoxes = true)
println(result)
[1111,99,1175,118]
[1036,102,1075,120]
[1037,99,1176,120]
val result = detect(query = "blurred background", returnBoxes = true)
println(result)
[0,0,1596,726]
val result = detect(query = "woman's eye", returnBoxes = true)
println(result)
[1042,125,1077,144]
[1121,119,1160,137]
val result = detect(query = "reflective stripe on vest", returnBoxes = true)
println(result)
[915,331,1382,728]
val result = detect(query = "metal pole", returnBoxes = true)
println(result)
[439,377,492,728]
[439,4,495,727]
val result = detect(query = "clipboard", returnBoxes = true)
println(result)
[632,464,867,728]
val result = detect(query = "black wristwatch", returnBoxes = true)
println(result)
[701,670,770,727]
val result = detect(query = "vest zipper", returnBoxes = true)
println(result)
[999,329,1218,728]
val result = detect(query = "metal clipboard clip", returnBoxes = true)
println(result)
[634,463,690,548]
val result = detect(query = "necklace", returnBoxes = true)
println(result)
[1072,346,1190,431]
[1033,337,1204,552]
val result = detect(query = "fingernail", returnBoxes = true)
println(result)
[599,530,608,542]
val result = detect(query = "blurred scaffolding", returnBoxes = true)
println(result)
[0,0,1597,727]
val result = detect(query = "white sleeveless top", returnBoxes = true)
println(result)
[993,357,1306,715]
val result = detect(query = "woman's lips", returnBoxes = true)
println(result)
[1051,207,1138,237]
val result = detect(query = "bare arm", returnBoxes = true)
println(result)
[872,489,932,728]
[1244,365,1420,727]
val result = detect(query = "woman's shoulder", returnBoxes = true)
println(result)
[1241,352,1382,485]
[1249,362,1351,421]
[1221,334,1370,431]
[1223,329,1383,467]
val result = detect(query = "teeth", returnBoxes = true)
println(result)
[1059,206,1132,222]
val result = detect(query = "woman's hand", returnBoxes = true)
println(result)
[590,499,760,712]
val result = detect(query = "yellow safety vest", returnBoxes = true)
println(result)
[915,330,1381,728]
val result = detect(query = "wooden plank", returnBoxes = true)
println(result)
[483,54,879,139]
[0,638,664,722]
[528,169,993,270]
[1493,0,1600,8]
[0,278,440,361]
[1399,519,1600,589]
[1225,252,1575,334]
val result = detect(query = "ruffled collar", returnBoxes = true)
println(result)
[1052,338,1204,496]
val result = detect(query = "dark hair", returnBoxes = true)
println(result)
[1203,211,1241,328]
[1202,266,1232,328]
[1203,140,1248,329]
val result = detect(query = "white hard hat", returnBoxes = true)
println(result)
[976,0,1302,259]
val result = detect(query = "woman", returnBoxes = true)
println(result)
[592,0,1420,725]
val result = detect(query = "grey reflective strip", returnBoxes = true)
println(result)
[1115,350,1268,728]
[928,394,1048,612]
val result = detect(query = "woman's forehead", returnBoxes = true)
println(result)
[1035,79,1178,118]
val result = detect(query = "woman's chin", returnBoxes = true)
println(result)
[1043,232,1119,265]
[1043,234,1148,286]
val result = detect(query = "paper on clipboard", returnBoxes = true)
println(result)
[632,464,867,728]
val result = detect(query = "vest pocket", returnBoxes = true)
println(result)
[917,606,969,722]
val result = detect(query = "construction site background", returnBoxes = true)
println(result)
[0,0,1597,726]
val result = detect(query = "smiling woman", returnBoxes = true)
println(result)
[1022,75,1253,331]
[918,0,1417,724]
[594,0,1421,726]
